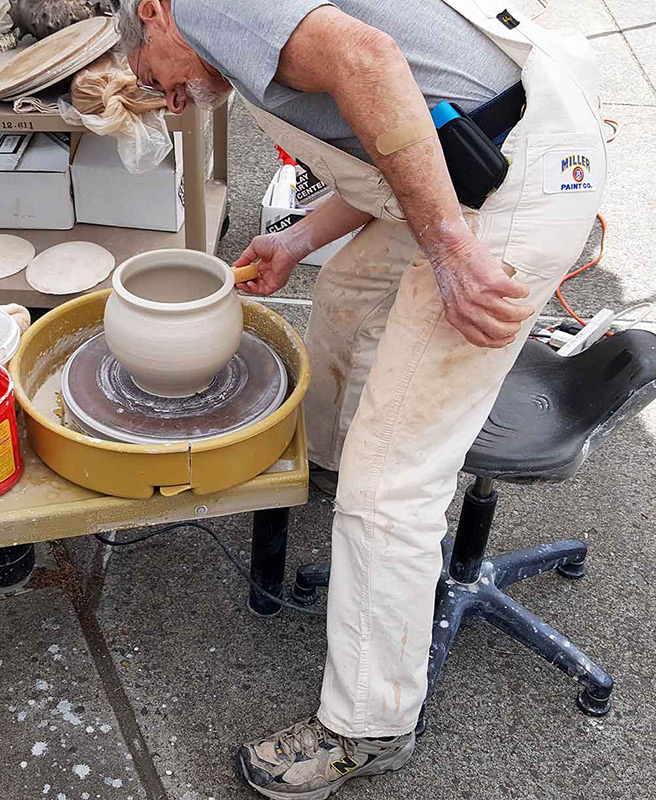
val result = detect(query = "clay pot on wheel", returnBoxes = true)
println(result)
[104,249,257,398]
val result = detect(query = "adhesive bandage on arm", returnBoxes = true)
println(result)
[375,118,435,156]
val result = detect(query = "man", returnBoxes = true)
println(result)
[116,1,606,797]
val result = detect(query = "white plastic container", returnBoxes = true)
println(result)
[0,310,21,367]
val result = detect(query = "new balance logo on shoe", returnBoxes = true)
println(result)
[330,756,360,776]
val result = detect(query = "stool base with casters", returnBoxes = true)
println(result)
[416,476,612,736]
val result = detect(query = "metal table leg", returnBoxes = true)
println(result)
[212,103,228,183]
[180,105,207,252]
[0,543,35,593]
[248,508,290,617]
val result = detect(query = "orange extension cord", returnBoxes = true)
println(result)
[556,213,607,329]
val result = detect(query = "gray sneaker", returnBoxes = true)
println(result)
[239,715,415,799]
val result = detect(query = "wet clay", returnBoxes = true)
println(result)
[104,250,243,398]
[124,266,223,304]
[32,369,66,425]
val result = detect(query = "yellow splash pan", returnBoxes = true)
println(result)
[9,291,310,499]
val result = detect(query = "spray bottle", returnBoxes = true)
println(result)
[271,146,297,209]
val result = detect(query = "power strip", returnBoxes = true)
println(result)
[549,329,576,349]
[557,308,616,356]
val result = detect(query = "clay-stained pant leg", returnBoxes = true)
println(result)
[304,218,417,471]
[316,255,564,739]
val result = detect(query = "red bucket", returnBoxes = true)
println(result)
[0,366,23,495]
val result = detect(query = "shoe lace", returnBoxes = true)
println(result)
[277,718,356,759]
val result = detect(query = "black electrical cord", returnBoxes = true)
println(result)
[94,521,326,618]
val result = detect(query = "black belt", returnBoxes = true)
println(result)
[469,81,526,144]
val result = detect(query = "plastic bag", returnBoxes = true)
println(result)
[58,52,172,174]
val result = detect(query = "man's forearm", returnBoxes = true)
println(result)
[328,33,467,262]
[282,194,373,260]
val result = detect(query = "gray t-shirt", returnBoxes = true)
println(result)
[172,0,520,161]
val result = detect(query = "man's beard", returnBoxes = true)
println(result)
[186,78,232,110]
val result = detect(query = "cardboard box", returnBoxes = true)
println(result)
[0,132,74,229]
[0,132,32,171]
[71,133,184,232]
[294,158,332,207]
[260,169,357,267]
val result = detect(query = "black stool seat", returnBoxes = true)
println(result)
[465,330,656,482]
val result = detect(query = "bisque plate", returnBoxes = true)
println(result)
[2,31,120,101]
[0,234,35,278]
[0,17,115,99]
[26,241,115,295]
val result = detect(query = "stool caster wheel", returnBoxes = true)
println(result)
[557,560,586,579]
[291,564,330,606]
[290,582,319,607]
[577,687,612,717]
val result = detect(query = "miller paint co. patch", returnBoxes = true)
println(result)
[543,150,596,194]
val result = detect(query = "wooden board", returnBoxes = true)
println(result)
[0,414,307,545]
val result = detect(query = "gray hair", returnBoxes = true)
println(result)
[113,0,145,53]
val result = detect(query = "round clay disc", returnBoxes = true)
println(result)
[0,234,35,279]
[26,242,115,295]
[62,332,288,444]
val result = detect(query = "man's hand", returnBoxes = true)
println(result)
[233,233,303,295]
[431,233,533,349]
[234,196,372,296]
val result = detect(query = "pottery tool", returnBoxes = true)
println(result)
[232,263,260,283]
[61,330,288,445]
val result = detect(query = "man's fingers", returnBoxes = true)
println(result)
[236,278,280,297]
[233,242,258,268]
[467,314,520,343]
[446,308,522,350]
[499,276,531,300]
[460,326,514,349]
[486,298,534,324]
[451,295,532,328]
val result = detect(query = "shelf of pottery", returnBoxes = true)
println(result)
[0,16,228,309]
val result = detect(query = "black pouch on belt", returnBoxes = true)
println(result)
[432,102,508,209]
[431,82,525,209]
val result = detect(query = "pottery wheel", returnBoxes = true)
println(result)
[62,332,288,445]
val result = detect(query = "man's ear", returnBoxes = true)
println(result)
[137,0,169,33]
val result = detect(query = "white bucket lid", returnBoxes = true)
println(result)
[0,310,21,366]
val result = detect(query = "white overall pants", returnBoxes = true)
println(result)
[244,0,607,737]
